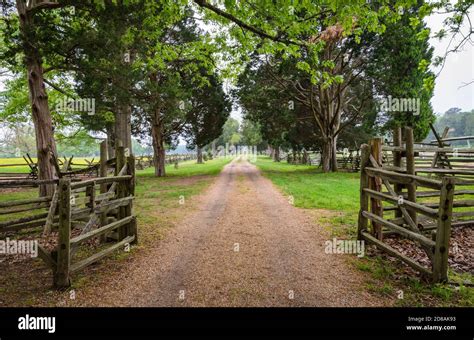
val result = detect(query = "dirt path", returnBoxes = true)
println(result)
[88,159,385,307]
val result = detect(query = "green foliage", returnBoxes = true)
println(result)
[240,119,263,146]
[0,0,460,167]
[182,71,231,150]
[366,4,436,140]
[215,117,241,146]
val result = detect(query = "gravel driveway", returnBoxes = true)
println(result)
[93,159,384,307]
[66,159,385,307]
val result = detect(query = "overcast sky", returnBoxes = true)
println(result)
[426,10,473,115]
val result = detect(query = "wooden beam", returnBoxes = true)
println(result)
[369,138,383,240]
[70,216,134,246]
[37,244,56,271]
[364,167,443,190]
[405,127,417,225]
[358,144,371,239]
[361,232,432,276]
[69,175,132,190]
[44,186,58,234]
[362,211,435,247]
[70,235,135,274]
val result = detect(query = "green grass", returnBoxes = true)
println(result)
[0,157,96,173]
[354,256,474,307]
[256,156,360,237]
[138,157,230,178]
[256,156,360,211]
[256,155,474,307]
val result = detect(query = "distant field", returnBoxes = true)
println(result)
[0,157,221,174]
[0,157,232,205]
[0,157,96,173]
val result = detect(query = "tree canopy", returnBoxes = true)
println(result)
[0,0,471,187]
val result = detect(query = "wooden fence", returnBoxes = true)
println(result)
[135,153,197,170]
[357,127,473,282]
[284,149,361,171]
[0,154,101,181]
[0,153,38,180]
[0,141,137,288]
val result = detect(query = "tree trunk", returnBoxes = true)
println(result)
[197,147,203,164]
[273,147,280,162]
[331,135,338,172]
[302,150,309,164]
[114,104,132,152]
[269,146,274,159]
[106,125,115,159]
[321,136,338,172]
[151,111,166,177]
[16,0,57,197]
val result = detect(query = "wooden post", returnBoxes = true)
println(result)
[100,141,108,180]
[369,137,383,240]
[126,154,137,244]
[127,155,135,197]
[405,127,417,226]
[430,124,452,170]
[54,178,71,288]
[357,144,371,240]
[85,184,95,212]
[393,127,403,218]
[99,141,108,242]
[115,142,127,240]
[432,177,455,282]
[115,140,125,177]
[43,185,58,235]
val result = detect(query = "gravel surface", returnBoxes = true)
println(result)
[82,159,385,307]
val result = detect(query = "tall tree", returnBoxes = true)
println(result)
[1,0,66,195]
[366,4,435,140]
[131,11,219,176]
[240,119,262,147]
[182,72,231,164]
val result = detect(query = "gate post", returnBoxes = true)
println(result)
[369,137,383,240]
[54,178,71,288]
[432,177,455,282]
[357,144,371,240]
[405,127,417,226]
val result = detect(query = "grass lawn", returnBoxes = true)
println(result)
[256,157,360,237]
[255,156,474,307]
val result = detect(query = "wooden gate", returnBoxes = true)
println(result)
[0,141,137,288]
[357,127,473,282]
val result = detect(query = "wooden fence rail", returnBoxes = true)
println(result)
[0,141,138,288]
[53,143,137,287]
[135,153,198,170]
[284,149,361,171]
[357,127,471,282]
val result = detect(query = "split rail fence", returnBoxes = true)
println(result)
[0,141,137,287]
[284,149,361,171]
[135,153,197,170]
[357,127,473,282]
